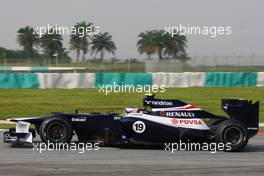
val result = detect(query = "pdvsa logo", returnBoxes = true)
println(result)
[171,119,202,125]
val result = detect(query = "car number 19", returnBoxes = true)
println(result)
[133,121,146,133]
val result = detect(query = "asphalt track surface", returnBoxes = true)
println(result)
[0,132,264,176]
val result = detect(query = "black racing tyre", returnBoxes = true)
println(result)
[216,119,248,152]
[39,117,73,144]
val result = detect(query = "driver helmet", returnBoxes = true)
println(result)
[125,106,139,113]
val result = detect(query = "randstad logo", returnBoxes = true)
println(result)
[146,100,173,106]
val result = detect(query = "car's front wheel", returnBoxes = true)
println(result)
[39,117,73,144]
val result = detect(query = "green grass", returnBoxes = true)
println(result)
[0,88,263,122]
[0,124,15,129]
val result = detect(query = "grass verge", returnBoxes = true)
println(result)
[0,87,263,121]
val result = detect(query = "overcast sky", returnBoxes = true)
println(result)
[0,0,263,59]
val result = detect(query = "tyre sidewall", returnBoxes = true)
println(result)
[216,120,248,152]
[40,117,73,144]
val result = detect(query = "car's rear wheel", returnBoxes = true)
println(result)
[40,117,73,144]
[216,120,248,152]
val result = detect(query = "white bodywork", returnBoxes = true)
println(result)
[126,112,209,130]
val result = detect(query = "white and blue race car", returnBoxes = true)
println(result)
[4,94,259,152]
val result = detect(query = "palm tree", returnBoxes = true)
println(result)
[163,32,188,60]
[69,34,81,63]
[137,29,188,61]
[137,31,157,59]
[70,21,93,63]
[137,30,166,60]
[90,32,116,61]
[17,26,39,60]
[40,28,63,64]
[152,30,166,60]
[56,47,71,64]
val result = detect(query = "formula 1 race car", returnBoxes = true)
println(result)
[3,94,259,152]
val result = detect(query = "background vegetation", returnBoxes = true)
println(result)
[0,21,189,65]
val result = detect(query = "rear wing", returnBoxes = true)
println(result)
[222,99,259,137]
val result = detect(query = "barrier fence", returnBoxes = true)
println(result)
[0,72,264,89]
[0,66,86,72]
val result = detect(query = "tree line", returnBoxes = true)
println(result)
[137,30,189,61]
[0,21,189,64]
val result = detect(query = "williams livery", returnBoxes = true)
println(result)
[4,94,259,152]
